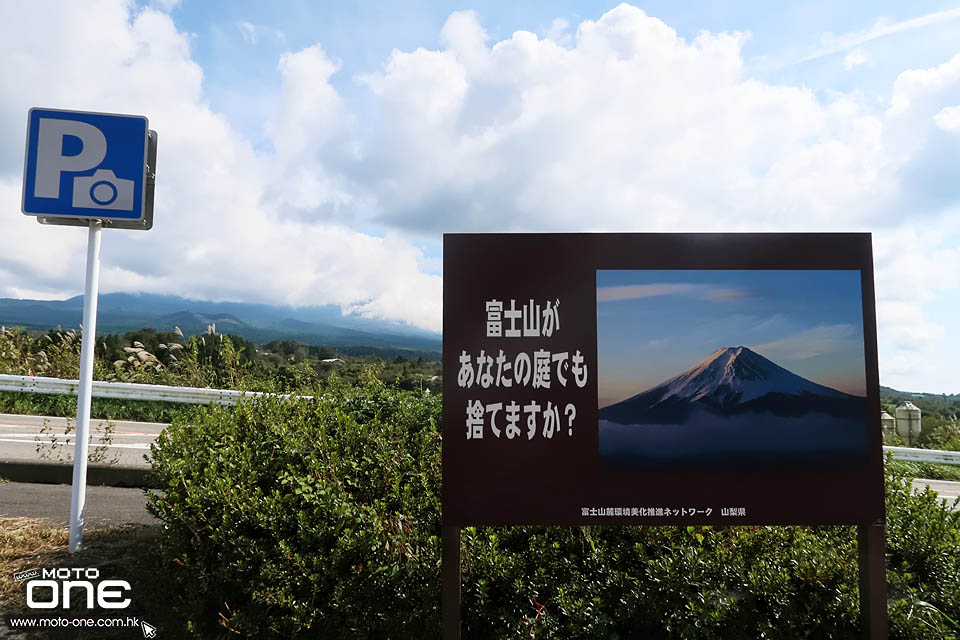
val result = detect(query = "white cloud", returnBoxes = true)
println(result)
[233,21,285,46]
[873,221,960,390]
[844,48,868,70]
[752,325,859,361]
[596,284,751,303]
[888,52,960,116]
[237,21,257,45]
[542,18,573,47]
[802,8,960,64]
[0,1,440,331]
[935,104,960,132]
[356,6,895,234]
[263,44,365,223]
[149,0,179,12]
[597,284,700,302]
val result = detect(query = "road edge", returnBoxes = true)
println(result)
[0,459,154,488]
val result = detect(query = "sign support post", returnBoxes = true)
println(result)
[68,219,103,553]
[857,520,888,639]
[21,107,157,552]
[442,525,461,640]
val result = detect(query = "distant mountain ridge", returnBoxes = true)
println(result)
[880,385,960,401]
[599,346,863,426]
[0,293,441,355]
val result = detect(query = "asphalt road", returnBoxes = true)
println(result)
[912,478,960,508]
[0,482,157,526]
[0,413,164,468]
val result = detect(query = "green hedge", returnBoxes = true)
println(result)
[147,382,960,639]
[147,379,443,638]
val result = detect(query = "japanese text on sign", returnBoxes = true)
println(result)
[465,399,577,440]
[581,506,717,518]
[485,299,559,338]
[464,298,588,441]
[457,349,587,389]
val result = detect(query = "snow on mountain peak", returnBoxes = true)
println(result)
[648,345,847,408]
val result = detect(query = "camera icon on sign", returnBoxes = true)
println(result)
[72,169,135,211]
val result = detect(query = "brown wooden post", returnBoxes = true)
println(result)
[857,520,887,639]
[442,525,461,640]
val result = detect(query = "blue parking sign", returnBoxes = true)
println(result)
[22,108,148,222]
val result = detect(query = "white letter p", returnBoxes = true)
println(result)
[34,118,106,199]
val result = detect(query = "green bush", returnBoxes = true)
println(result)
[460,523,866,639]
[886,460,960,637]
[148,386,960,639]
[147,379,443,638]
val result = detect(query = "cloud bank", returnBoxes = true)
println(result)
[0,3,958,390]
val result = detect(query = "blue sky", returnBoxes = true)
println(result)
[0,1,959,392]
[596,270,867,407]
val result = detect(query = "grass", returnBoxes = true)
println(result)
[890,459,960,482]
[0,390,196,425]
[0,518,190,639]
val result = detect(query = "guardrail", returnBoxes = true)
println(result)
[2,374,958,466]
[0,373,303,406]
[883,446,960,466]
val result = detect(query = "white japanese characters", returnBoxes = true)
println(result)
[463,298,587,441]
[457,349,587,389]
[580,507,718,518]
[466,399,573,440]
[485,299,560,338]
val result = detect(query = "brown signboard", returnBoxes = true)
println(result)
[442,233,884,527]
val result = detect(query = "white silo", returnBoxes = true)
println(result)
[895,402,922,446]
[880,411,895,438]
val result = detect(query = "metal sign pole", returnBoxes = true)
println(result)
[857,520,888,638]
[442,525,461,639]
[68,219,103,553]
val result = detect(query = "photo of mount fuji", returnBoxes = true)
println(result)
[597,270,870,471]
